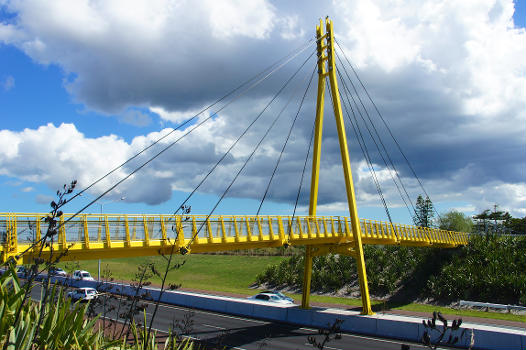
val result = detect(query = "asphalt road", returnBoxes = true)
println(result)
[30,283,433,350]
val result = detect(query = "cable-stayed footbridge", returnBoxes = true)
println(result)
[1,19,469,315]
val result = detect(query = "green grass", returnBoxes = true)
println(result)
[62,255,525,324]
[389,303,526,323]
[61,254,286,295]
[283,294,525,323]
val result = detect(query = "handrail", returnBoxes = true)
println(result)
[0,213,469,263]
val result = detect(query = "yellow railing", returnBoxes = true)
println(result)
[0,213,469,263]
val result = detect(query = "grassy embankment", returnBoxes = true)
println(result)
[62,254,525,324]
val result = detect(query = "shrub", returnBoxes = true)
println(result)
[0,265,111,350]
[255,235,526,305]
[426,234,526,305]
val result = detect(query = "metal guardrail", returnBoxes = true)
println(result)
[459,300,526,312]
[0,213,469,263]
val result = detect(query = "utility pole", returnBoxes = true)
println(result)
[493,203,499,233]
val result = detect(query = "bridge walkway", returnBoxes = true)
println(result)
[1,213,468,263]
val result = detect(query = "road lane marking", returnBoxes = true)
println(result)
[202,323,226,330]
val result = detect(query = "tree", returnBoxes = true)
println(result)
[473,209,491,234]
[437,210,473,233]
[414,195,434,228]
[487,204,510,233]
[473,205,513,234]
[505,217,526,235]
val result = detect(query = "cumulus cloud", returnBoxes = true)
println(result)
[0,0,524,217]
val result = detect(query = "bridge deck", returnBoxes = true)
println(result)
[1,213,469,263]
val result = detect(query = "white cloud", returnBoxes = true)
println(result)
[0,123,130,192]
[465,182,526,216]
[21,186,33,192]
[204,0,276,39]
[0,118,246,205]
[278,15,304,40]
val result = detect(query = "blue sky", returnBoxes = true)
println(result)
[0,1,525,224]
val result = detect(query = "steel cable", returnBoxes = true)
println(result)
[288,117,316,239]
[334,72,394,224]
[255,65,317,216]
[184,52,316,251]
[60,48,316,229]
[336,65,414,222]
[335,38,441,220]
[165,52,316,233]
[63,38,316,208]
[335,51,416,217]
[328,75,393,224]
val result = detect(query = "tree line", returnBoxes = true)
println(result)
[413,195,525,235]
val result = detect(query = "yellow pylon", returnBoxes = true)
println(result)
[302,18,374,315]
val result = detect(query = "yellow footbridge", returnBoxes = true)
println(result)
[0,213,468,265]
[1,19,470,315]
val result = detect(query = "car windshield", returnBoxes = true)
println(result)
[86,290,96,294]
[81,273,90,277]
[263,291,287,299]
[270,296,280,301]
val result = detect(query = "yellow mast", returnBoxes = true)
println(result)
[303,18,373,315]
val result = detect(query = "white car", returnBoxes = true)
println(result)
[72,270,95,281]
[261,290,294,303]
[67,287,98,302]
[248,293,294,304]
[48,267,67,277]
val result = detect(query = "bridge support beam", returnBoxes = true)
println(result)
[301,18,327,311]
[326,18,373,316]
[301,246,313,309]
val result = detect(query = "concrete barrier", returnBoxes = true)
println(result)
[56,277,525,350]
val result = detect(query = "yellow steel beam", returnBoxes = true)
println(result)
[309,19,327,217]
[301,246,313,308]
[324,18,373,315]
[302,19,328,309]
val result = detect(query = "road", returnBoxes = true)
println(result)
[30,283,433,350]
